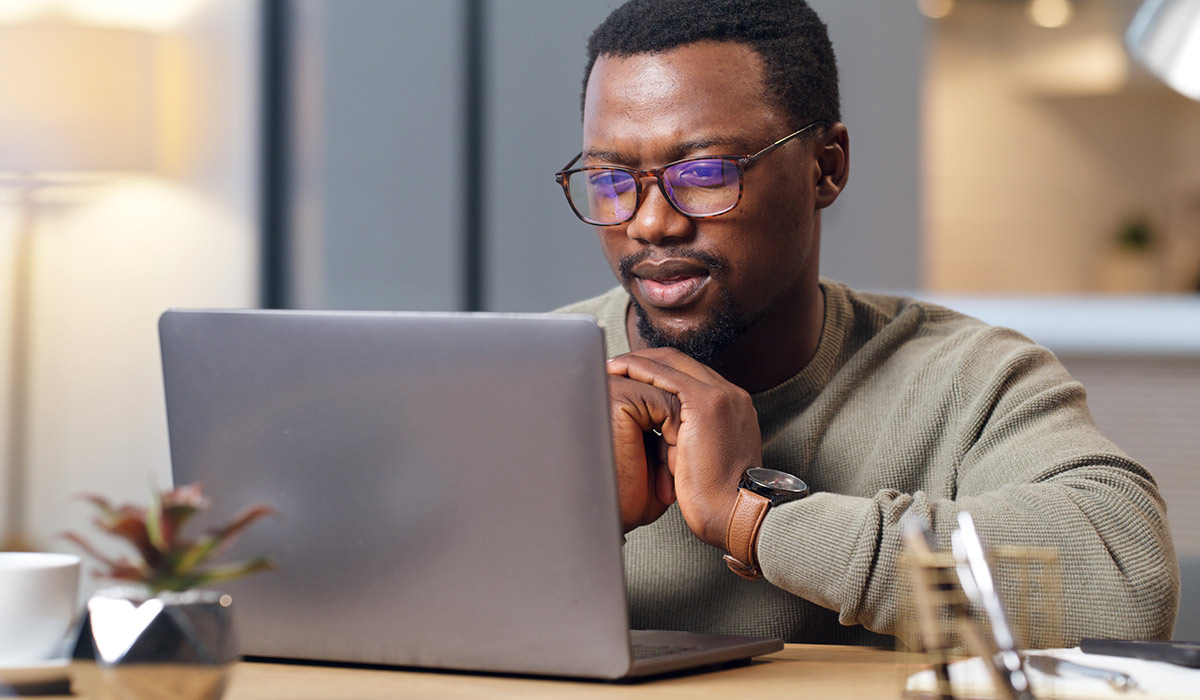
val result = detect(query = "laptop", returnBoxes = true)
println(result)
[159,309,782,680]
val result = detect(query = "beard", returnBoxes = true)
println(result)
[619,247,755,366]
[630,289,752,366]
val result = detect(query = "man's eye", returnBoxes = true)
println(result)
[587,171,635,196]
[673,160,731,187]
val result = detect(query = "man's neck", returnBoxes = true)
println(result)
[625,283,826,394]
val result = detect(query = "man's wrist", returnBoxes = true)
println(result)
[722,468,811,579]
[722,487,771,579]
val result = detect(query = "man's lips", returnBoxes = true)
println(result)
[630,259,712,309]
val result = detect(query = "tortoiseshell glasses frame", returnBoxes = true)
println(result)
[554,121,826,226]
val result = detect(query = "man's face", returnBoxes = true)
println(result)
[581,41,827,363]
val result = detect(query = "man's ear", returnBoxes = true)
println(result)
[815,122,849,210]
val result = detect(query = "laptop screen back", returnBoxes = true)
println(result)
[160,309,633,678]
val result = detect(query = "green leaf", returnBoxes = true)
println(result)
[190,556,274,587]
[145,497,166,551]
[173,536,220,577]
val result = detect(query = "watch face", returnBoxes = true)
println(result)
[746,467,808,494]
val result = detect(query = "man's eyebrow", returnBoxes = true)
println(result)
[582,136,752,167]
[581,148,633,165]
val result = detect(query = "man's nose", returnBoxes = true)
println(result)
[625,180,694,244]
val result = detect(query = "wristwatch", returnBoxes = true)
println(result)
[722,467,810,579]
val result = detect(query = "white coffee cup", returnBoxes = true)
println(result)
[0,552,81,664]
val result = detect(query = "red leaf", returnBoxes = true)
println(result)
[59,532,146,582]
[163,483,209,511]
[206,504,276,555]
[93,508,161,568]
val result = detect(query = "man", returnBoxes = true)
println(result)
[554,0,1178,646]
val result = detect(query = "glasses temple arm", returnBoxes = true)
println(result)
[741,120,827,166]
[557,152,584,173]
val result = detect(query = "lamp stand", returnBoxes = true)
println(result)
[2,176,41,552]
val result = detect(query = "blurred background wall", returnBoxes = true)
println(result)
[0,0,1196,637]
[0,0,258,577]
[925,0,1200,293]
[283,0,924,313]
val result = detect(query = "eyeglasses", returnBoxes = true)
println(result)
[554,121,825,226]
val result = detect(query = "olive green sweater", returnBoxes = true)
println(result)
[556,280,1178,646]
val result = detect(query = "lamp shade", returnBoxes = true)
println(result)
[1126,0,1200,101]
[0,21,156,173]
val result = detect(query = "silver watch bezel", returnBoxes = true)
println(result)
[740,467,810,506]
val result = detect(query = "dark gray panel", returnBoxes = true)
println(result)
[293,0,465,311]
[483,0,624,312]
[806,0,925,290]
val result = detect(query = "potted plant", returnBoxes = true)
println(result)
[63,483,273,700]
[1095,214,1162,293]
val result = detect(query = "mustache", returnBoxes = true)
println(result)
[617,247,727,280]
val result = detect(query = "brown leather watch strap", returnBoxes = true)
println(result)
[722,487,771,579]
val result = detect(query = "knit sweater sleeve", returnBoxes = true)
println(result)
[754,299,1179,646]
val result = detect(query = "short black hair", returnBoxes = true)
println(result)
[583,0,840,127]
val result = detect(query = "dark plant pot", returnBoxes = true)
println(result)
[76,586,237,700]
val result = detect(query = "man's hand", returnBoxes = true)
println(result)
[607,375,680,532]
[607,348,763,549]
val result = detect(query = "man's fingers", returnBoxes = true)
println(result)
[609,353,753,439]
[646,430,675,504]
[608,350,733,402]
[607,349,762,549]
[607,353,699,401]
[655,458,676,505]
[607,375,684,531]
[609,346,728,385]
[608,375,682,444]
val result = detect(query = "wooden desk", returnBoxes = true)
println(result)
[46,645,905,698]
[220,644,904,699]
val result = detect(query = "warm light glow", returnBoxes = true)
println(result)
[60,0,206,31]
[0,0,51,24]
[1028,0,1075,28]
[0,24,157,172]
[1014,36,1130,95]
[0,0,204,30]
[917,0,956,20]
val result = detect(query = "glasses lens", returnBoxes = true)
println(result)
[662,159,740,216]
[567,168,638,224]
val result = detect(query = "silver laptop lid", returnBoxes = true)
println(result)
[160,309,633,678]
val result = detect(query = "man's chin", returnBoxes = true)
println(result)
[630,294,748,366]
[636,308,702,340]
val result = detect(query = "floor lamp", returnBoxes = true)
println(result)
[0,20,156,551]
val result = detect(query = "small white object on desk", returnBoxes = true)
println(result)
[906,647,1200,699]
[0,552,80,664]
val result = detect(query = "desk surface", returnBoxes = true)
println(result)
[219,644,903,699]
[49,644,906,698]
